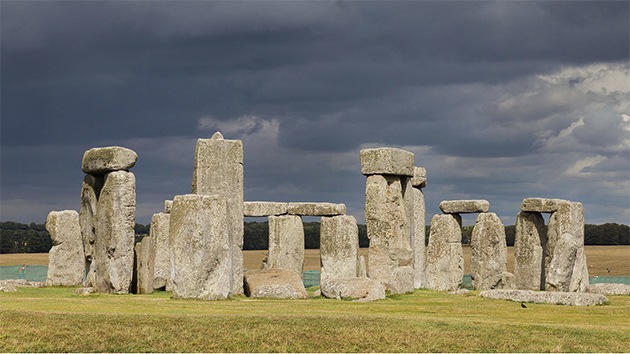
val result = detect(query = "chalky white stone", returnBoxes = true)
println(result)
[265,215,305,276]
[45,210,85,286]
[470,212,509,290]
[520,198,568,213]
[425,214,464,291]
[411,166,427,188]
[192,132,244,296]
[287,202,346,216]
[320,278,386,302]
[439,200,490,214]
[479,289,607,306]
[360,147,415,176]
[150,212,171,290]
[243,268,308,299]
[134,236,154,294]
[169,194,231,300]
[243,201,288,217]
[513,212,547,290]
[320,215,360,283]
[82,146,138,174]
[93,170,136,294]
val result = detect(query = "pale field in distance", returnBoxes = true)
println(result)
[3,246,628,276]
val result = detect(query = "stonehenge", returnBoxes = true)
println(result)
[44,134,593,303]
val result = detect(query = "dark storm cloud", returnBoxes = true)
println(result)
[1,1,628,224]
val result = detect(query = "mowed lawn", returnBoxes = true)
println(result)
[0,246,629,352]
[4,246,629,276]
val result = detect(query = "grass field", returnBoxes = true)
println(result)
[3,246,629,276]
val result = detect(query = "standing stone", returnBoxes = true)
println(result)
[45,210,85,286]
[411,179,426,289]
[191,132,244,296]
[82,146,138,174]
[93,170,136,294]
[546,202,588,292]
[164,200,173,213]
[265,215,305,276]
[425,214,464,291]
[513,212,547,290]
[79,174,103,287]
[470,212,509,290]
[320,215,360,283]
[150,212,171,290]
[134,236,154,294]
[365,174,414,294]
[169,194,231,300]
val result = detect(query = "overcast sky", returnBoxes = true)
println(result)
[1,1,629,227]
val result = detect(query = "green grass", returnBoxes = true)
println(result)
[1,287,629,352]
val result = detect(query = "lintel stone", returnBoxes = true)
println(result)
[243,202,288,217]
[287,202,346,216]
[82,146,138,174]
[360,147,414,176]
[521,198,569,213]
[439,200,490,214]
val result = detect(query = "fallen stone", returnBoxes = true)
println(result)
[0,283,16,292]
[150,212,171,290]
[479,289,608,306]
[439,200,490,214]
[288,202,346,216]
[243,201,288,217]
[449,289,471,295]
[388,266,415,294]
[312,289,322,297]
[470,212,508,290]
[425,214,464,291]
[46,210,85,287]
[320,215,360,283]
[170,194,231,300]
[79,174,103,287]
[82,146,138,174]
[265,215,304,276]
[164,200,173,213]
[588,283,630,296]
[520,198,569,213]
[243,268,308,299]
[411,166,427,188]
[0,280,44,292]
[192,132,244,296]
[134,236,154,294]
[513,212,547,290]
[75,287,95,296]
[360,147,415,176]
[320,278,386,302]
[93,170,136,294]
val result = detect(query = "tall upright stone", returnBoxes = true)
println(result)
[93,170,136,294]
[425,214,464,291]
[513,212,547,290]
[411,166,427,289]
[192,132,244,296]
[169,194,231,300]
[150,212,171,290]
[134,236,154,294]
[79,174,103,287]
[320,215,360,283]
[470,212,509,290]
[45,210,85,286]
[264,215,305,276]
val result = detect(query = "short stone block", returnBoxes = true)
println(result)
[164,200,172,214]
[46,210,85,287]
[244,269,308,299]
[439,200,490,214]
[411,166,427,188]
[360,147,414,176]
[134,236,154,294]
[265,215,305,276]
[82,146,138,174]
[243,202,288,217]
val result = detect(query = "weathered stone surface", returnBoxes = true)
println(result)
[425,214,464,291]
[243,201,288,217]
[479,289,608,306]
[546,202,588,292]
[0,279,44,289]
[75,287,95,296]
[134,236,154,294]
[320,215,360,283]
[365,174,414,294]
[412,187,426,289]
[288,202,346,216]
[164,200,172,213]
[470,213,509,290]
[521,198,568,213]
[82,146,138,174]
[358,255,367,278]
[45,210,85,287]
[170,194,231,300]
[389,266,415,294]
[411,166,427,188]
[243,268,308,299]
[360,147,415,176]
[513,212,547,290]
[191,132,244,296]
[320,278,386,302]
[439,200,490,214]
[93,171,136,294]
[588,283,630,296]
[264,215,304,276]
[150,212,171,290]
[79,174,104,287]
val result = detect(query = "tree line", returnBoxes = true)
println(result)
[1,220,628,254]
